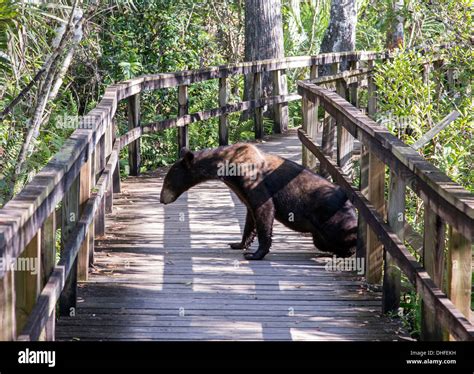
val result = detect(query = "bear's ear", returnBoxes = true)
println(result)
[181,148,194,168]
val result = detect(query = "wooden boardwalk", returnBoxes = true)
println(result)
[56,130,407,341]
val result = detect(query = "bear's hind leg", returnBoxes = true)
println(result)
[244,202,274,260]
[229,209,256,250]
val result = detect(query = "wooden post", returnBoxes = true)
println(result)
[89,148,96,266]
[178,85,189,155]
[382,171,404,313]
[78,158,91,281]
[367,60,377,116]
[302,65,321,171]
[446,226,472,340]
[302,95,319,171]
[336,79,353,178]
[272,69,288,134]
[59,173,80,317]
[320,63,338,177]
[94,135,106,238]
[112,121,121,194]
[366,153,385,284]
[105,123,114,214]
[253,72,264,140]
[349,60,359,108]
[15,232,41,334]
[420,206,446,340]
[0,269,16,340]
[356,145,369,262]
[39,211,56,341]
[127,93,141,175]
[219,77,229,145]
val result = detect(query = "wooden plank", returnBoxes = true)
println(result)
[112,121,121,194]
[336,79,353,178]
[272,69,289,134]
[141,94,301,139]
[366,152,385,284]
[218,77,229,145]
[367,60,377,116]
[356,145,369,262]
[421,206,446,340]
[253,72,264,139]
[301,96,318,171]
[105,122,114,213]
[39,211,56,341]
[59,174,80,317]
[298,129,474,341]
[302,65,320,171]
[78,158,91,281]
[411,111,460,150]
[177,85,189,155]
[127,93,141,175]
[94,135,106,238]
[447,226,472,340]
[18,145,120,341]
[15,232,41,334]
[0,270,16,340]
[320,63,338,178]
[89,148,96,266]
[0,130,92,278]
[383,171,404,313]
[348,61,359,109]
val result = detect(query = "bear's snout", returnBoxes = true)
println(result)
[160,187,177,204]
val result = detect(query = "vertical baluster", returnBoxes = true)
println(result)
[366,153,385,284]
[105,123,114,214]
[420,206,446,340]
[78,157,91,281]
[272,69,288,134]
[59,174,80,317]
[302,65,321,171]
[446,226,472,340]
[178,85,189,155]
[15,232,41,334]
[382,171,404,313]
[253,72,264,140]
[39,211,56,340]
[112,120,121,194]
[127,94,141,174]
[94,135,106,238]
[320,62,338,177]
[219,77,229,146]
[336,79,353,178]
[0,268,16,340]
[89,147,96,266]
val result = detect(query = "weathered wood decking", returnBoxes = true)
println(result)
[56,130,406,341]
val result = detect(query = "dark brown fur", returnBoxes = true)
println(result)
[160,143,357,260]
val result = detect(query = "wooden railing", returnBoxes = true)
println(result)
[297,61,474,340]
[0,51,383,341]
[1,47,470,342]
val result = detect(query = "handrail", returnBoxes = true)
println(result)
[297,63,473,342]
[1,46,467,341]
[298,82,474,238]
[0,51,381,270]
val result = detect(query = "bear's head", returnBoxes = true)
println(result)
[160,148,201,204]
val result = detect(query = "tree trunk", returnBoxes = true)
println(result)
[387,0,404,49]
[319,0,357,73]
[244,0,285,99]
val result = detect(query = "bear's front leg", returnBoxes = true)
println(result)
[229,209,256,250]
[244,201,274,260]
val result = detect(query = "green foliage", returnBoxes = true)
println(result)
[374,48,473,192]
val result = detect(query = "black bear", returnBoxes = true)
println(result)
[160,143,357,260]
